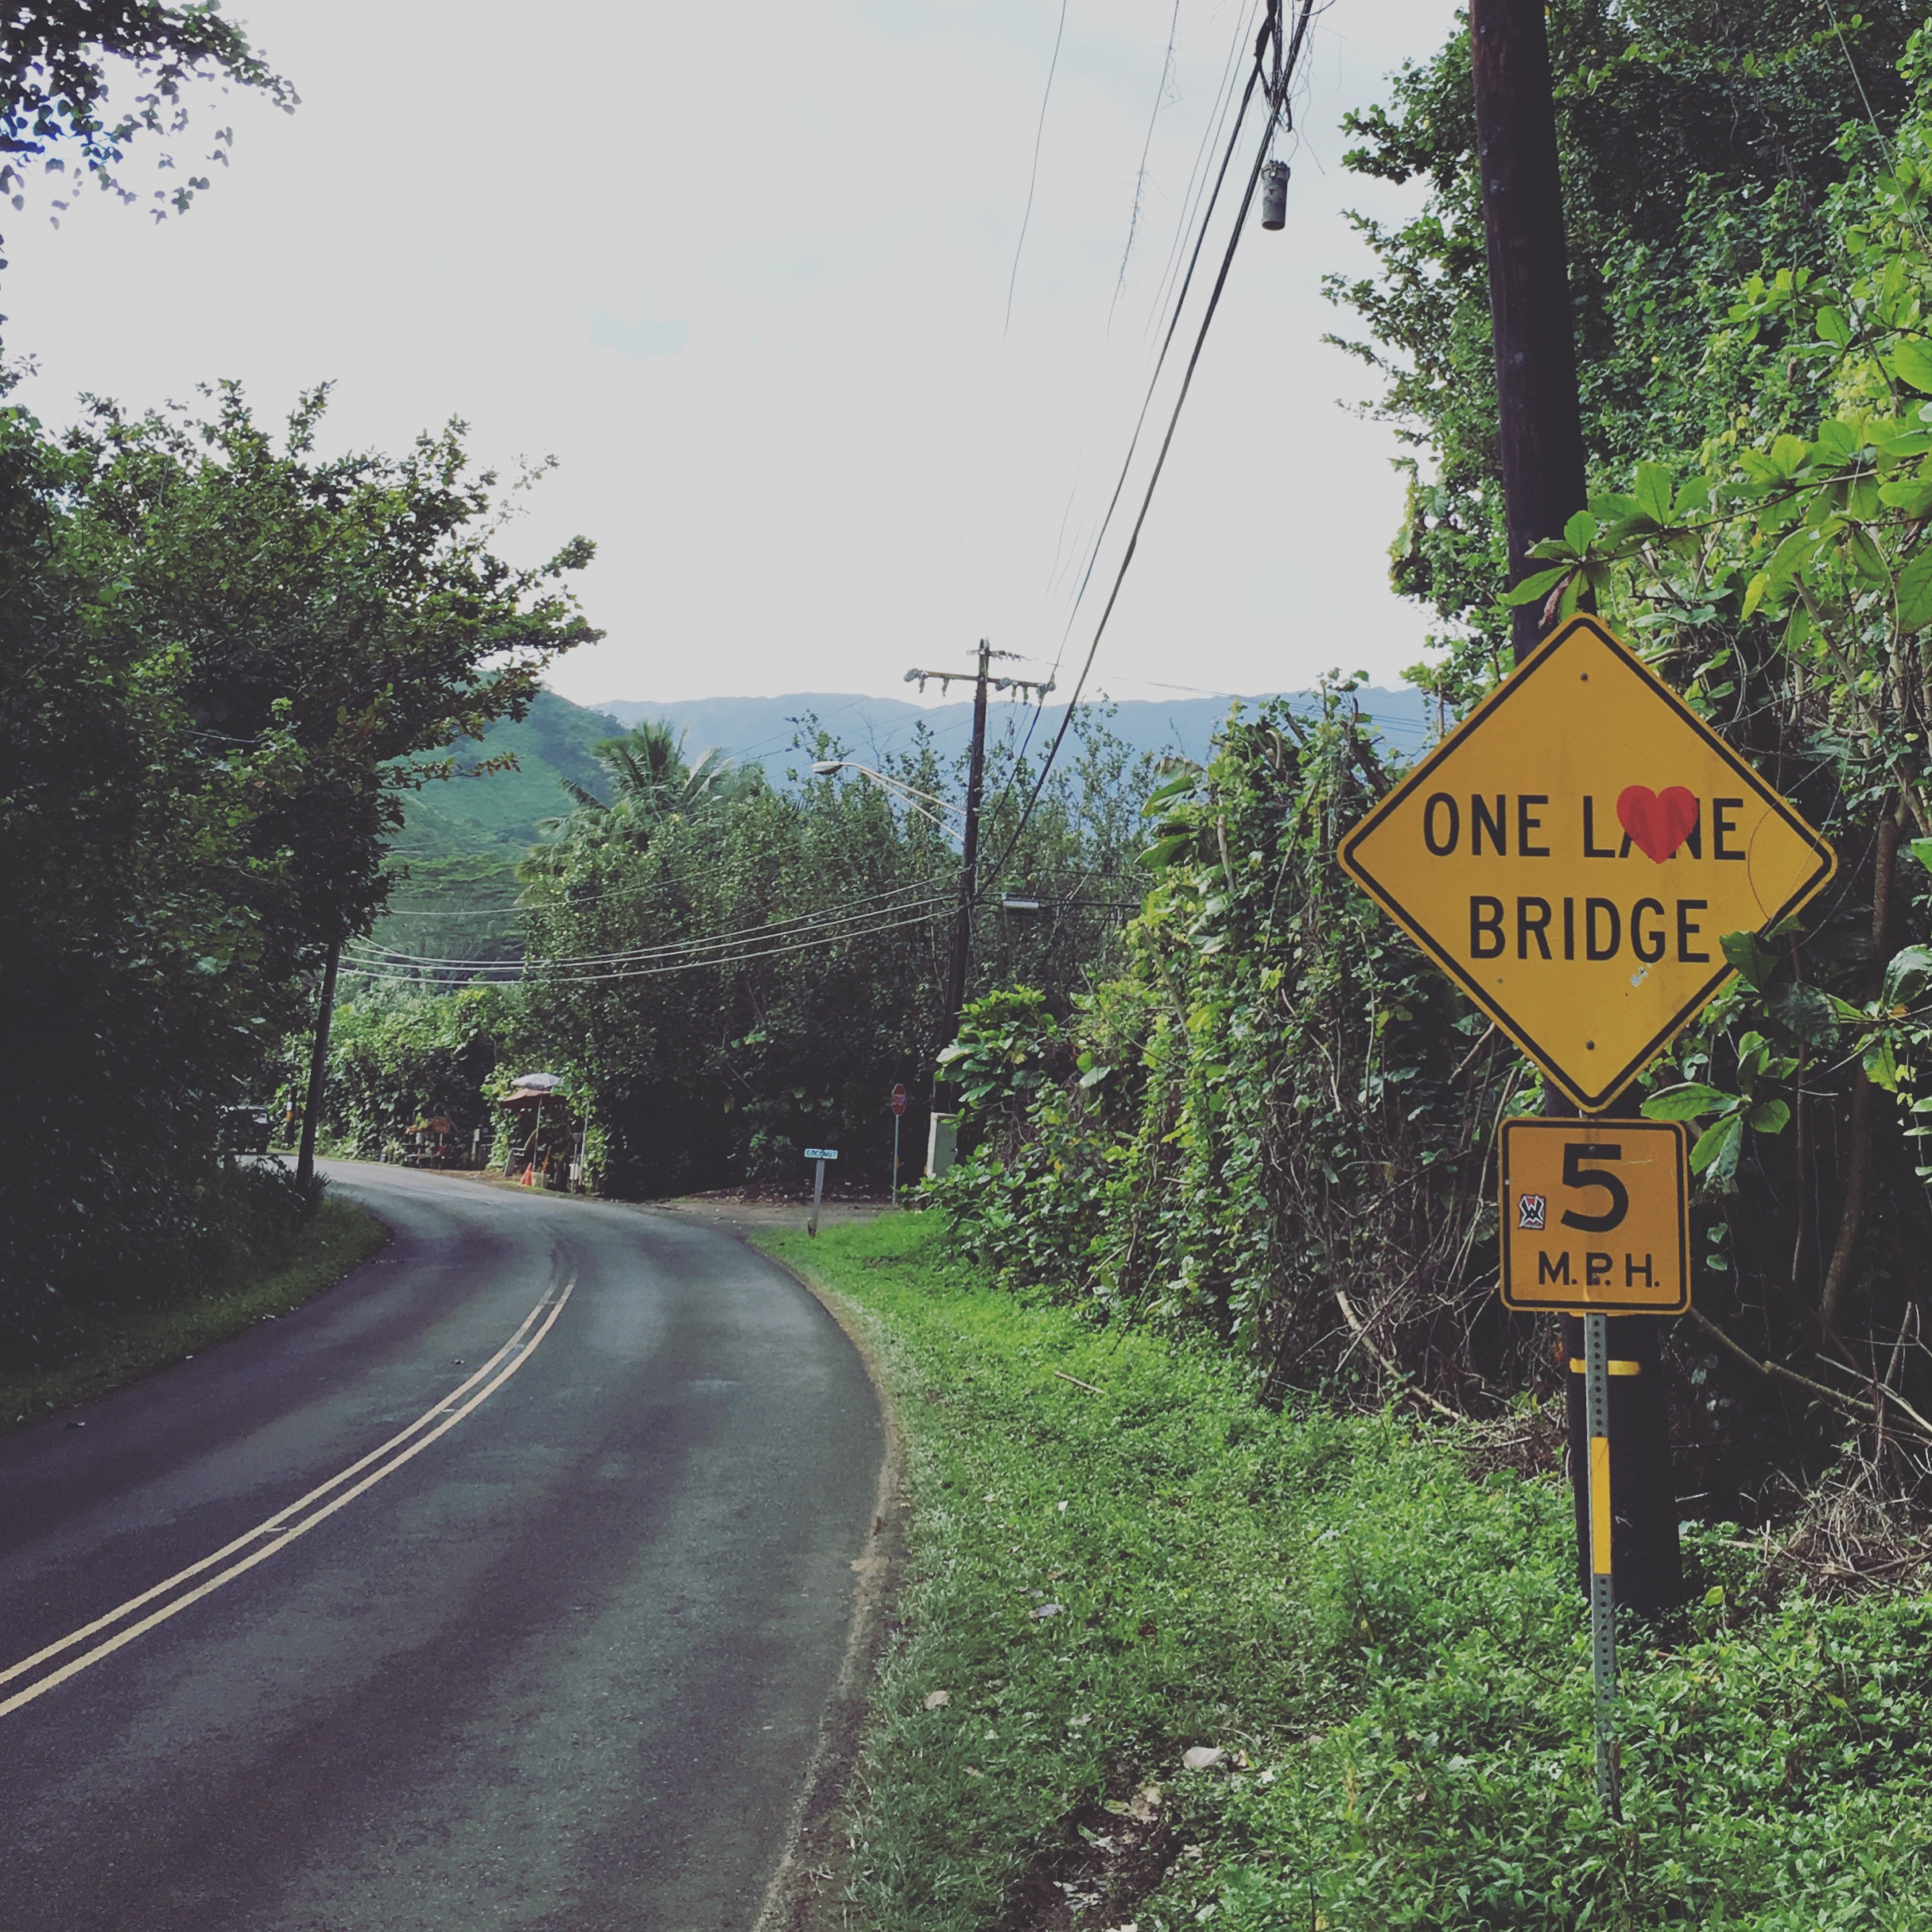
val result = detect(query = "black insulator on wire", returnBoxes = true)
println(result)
[1260,158,1289,231]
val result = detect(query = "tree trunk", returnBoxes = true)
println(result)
[1819,809,1903,1341]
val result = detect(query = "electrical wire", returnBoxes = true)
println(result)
[983,0,1319,890]
[997,2,1274,804]
[348,883,952,972]
[1004,0,1070,336]
[342,903,952,989]
[1108,0,1185,333]
[1146,0,1263,344]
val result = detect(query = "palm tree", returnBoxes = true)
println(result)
[590,721,752,817]
[522,720,757,879]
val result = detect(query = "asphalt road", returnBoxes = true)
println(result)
[0,1162,884,1932]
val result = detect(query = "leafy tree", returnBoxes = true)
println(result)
[323,983,513,1160]
[0,1,296,271]
[1329,0,1923,674]
[572,719,753,820]
[0,381,594,1363]
[496,711,1158,1197]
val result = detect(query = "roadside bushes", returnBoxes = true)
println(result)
[935,686,1525,1408]
[936,30,1932,1534]
[321,982,514,1159]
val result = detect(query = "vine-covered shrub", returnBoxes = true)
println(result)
[322,983,515,1159]
[937,689,1531,1407]
[937,31,1932,1529]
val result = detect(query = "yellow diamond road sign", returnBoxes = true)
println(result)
[1338,615,1835,1111]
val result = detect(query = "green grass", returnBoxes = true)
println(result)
[762,1212,1932,1932]
[2,1194,388,1431]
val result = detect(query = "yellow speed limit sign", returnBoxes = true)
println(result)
[1497,1116,1690,1315]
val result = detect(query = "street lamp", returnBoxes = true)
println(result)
[809,759,965,844]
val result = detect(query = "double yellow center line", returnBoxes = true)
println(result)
[0,1278,574,1721]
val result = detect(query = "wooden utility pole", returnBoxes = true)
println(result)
[294,937,341,1198]
[943,638,993,1059]
[1470,0,1590,669]
[1468,0,1682,1614]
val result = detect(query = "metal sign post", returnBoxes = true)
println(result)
[890,1084,908,1202]
[1335,614,1836,1814]
[1585,1310,1620,1816]
[805,1147,838,1237]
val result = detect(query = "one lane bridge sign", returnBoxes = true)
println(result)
[1337,615,1834,1110]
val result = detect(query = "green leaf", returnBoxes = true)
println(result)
[1138,834,1190,871]
[1881,943,1932,1008]
[1642,1083,1735,1121]
[1878,475,1932,518]
[1763,523,1818,596]
[1563,510,1599,552]
[1633,461,1675,524]
[1139,770,1197,813]
[1746,1098,1791,1134]
[1864,1035,1905,1092]
[1769,981,1837,1046]
[1690,1114,1744,1183]
[1899,548,1932,632]
[1889,338,1932,393]
[1909,838,1932,873]
[1720,929,1778,989]
[1500,564,1571,607]
[1816,305,1852,347]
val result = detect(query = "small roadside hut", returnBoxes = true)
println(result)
[495,1073,580,1189]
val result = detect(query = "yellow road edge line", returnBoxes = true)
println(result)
[0,1288,556,1693]
[0,1282,574,1719]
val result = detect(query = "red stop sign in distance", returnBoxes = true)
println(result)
[890,1084,908,1115]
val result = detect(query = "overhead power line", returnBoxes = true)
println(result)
[343,902,952,990]
[349,882,951,974]
[999,1,1286,806]
[1006,0,1071,335]
[986,0,1318,890]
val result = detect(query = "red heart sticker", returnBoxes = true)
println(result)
[1616,785,1698,863]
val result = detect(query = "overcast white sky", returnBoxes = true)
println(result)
[1,0,1460,709]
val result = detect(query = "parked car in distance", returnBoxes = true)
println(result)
[221,1104,273,1154]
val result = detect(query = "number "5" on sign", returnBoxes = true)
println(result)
[1498,1119,1690,1315]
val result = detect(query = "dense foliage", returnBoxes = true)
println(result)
[1330,0,1923,671]
[0,382,592,1365]
[0,0,294,271]
[935,17,1932,1531]
[327,711,1162,1195]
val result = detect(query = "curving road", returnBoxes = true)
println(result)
[0,1162,883,1932]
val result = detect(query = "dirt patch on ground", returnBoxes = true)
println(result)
[994,1784,1181,1930]
[653,1192,896,1236]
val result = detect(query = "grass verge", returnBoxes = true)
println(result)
[761,1212,1932,1932]
[2,1193,388,1431]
